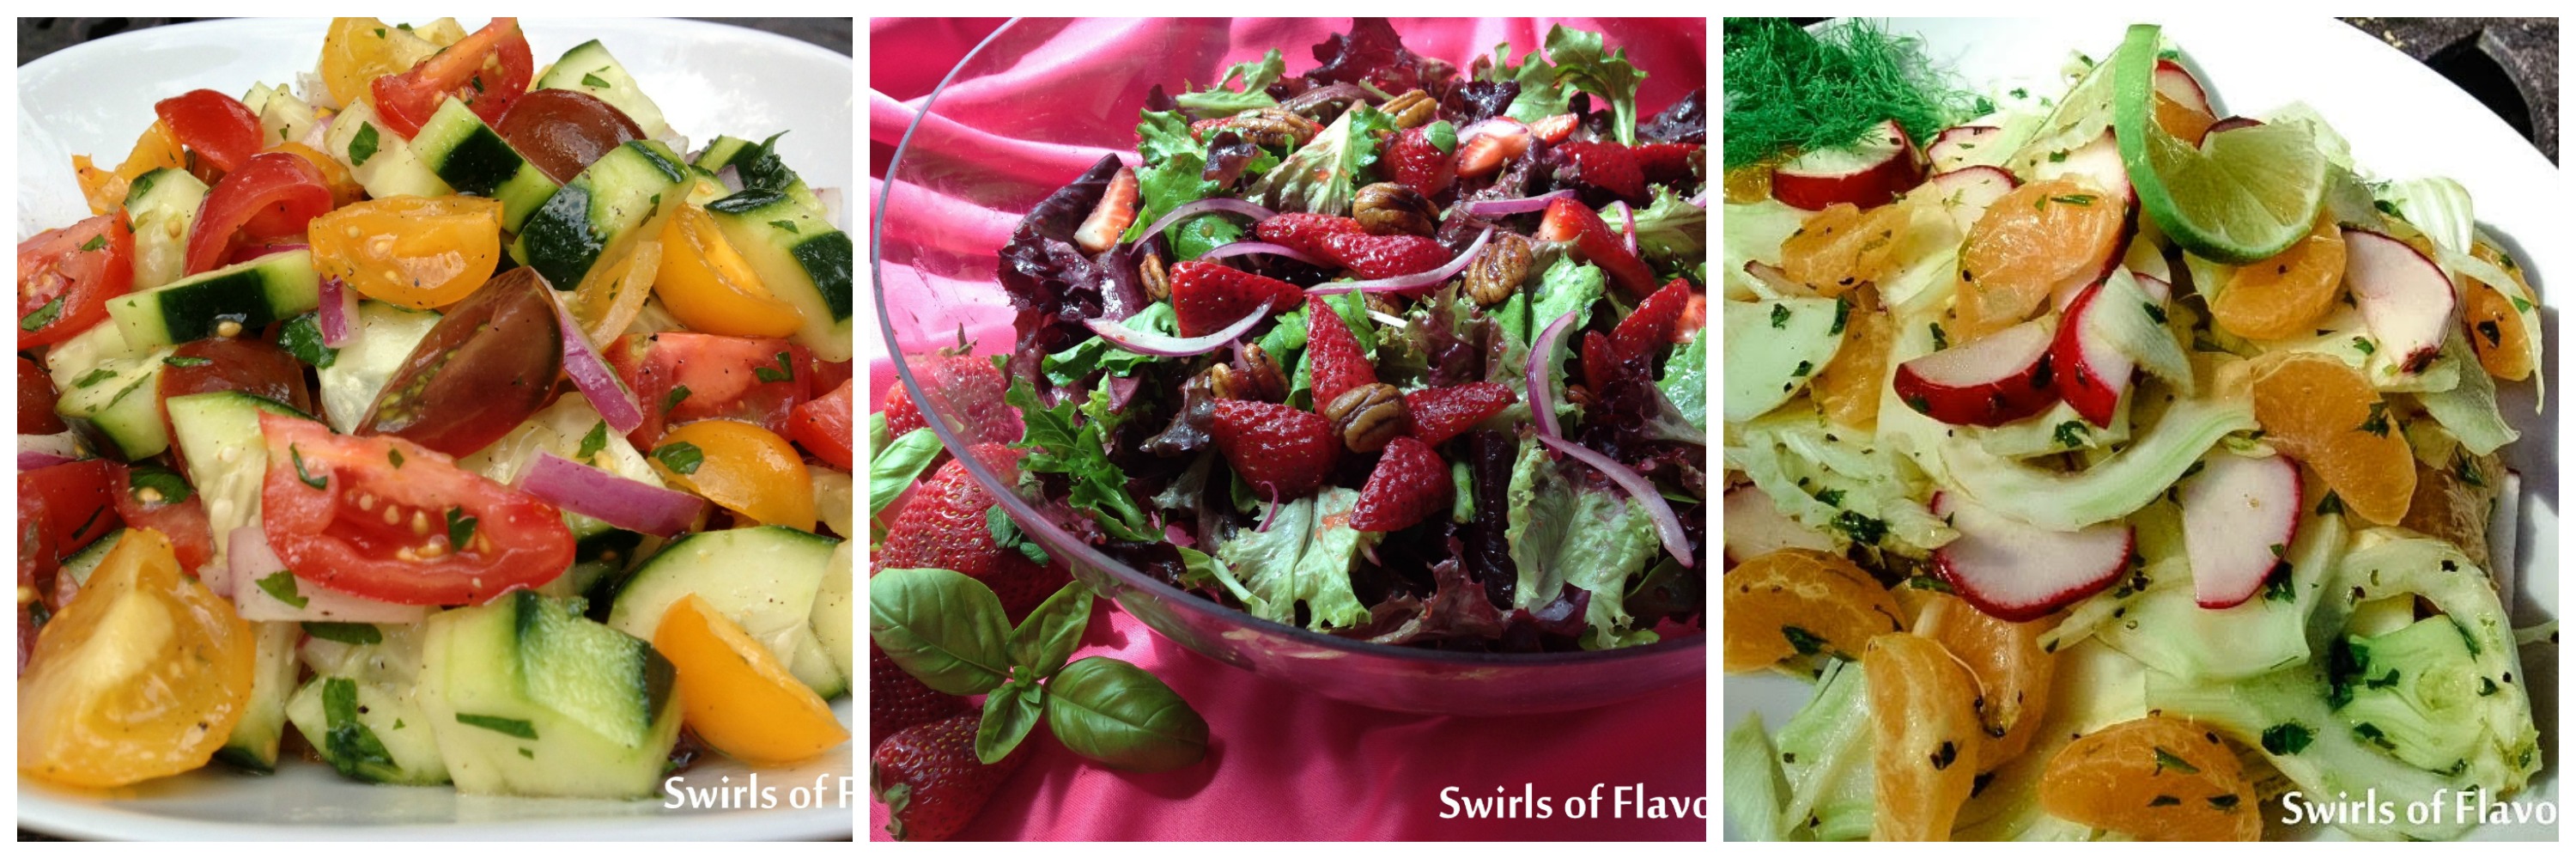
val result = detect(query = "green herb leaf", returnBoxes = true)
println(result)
[72,367,118,388]
[1006,581,1093,679]
[2151,746,2201,775]
[78,235,107,252]
[163,356,212,368]
[320,678,396,777]
[753,350,795,384]
[581,72,611,88]
[653,442,704,475]
[278,314,340,368]
[869,423,945,521]
[663,385,692,413]
[21,296,64,332]
[974,679,1045,765]
[1782,625,1831,656]
[127,465,193,505]
[454,713,539,740]
[258,570,308,608]
[867,567,1013,695]
[576,421,609,462]
[301,622,382,645]
[1044,656,1210,772]
[1005,377,1153,541]
[291,443,328,489]
[446,507,477,551]
[349,122,380,168]
[388,448,404,469]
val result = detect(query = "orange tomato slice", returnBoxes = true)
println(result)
[652,594,848,765]
[648,418,817,532]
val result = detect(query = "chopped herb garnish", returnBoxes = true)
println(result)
[2261,563,2296,603]
[446,507,477,550]
[21,296,65,332]
[753,350,796,383]
[577,421,610,461]
[2454,454,2486,487]
[79,235,107,252]
[128,465,193,505]
[769,219,799,234]
[2150,746,2200,775]
[455,713,539,740]
[664,385,692,412]
[1791,360,1814,377]
[1814,488,1845,506]
[1782,625,1830,657]
[388,448,404,468]
[72,367,118,387]
[349,122,380,167]
[1770,303,1790,328]
[258,571,308,609]
[582,72,611,88]
[2355,401,2391,436]
[2315,491,2344,515]
[163,356,212,368]
[1829,296,1850,335]
[1929,321,1949,350]
[291,444,328,489]
[302,622,381,645]
[2142,302,2167,324]
[2048,193,2098,206]
[2350,337,2375,355]
[653,442,704,475]
[2054,420,2088,448]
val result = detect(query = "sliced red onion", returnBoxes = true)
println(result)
[1536,436,1695,567]
[1256,484,1284,533]
[21,431,82,471]
[1131,198,1277,247]
[1200,241,1330,267]
[542,285,644,435]
[519,453,709,538]
[1529,309,1580,439]
[20,450,77,471]
[319,275,357,347]
[1616,201,1637,256]
[1689,188,1709,208]
[716,163,744,192]
[1457,189,1576,217]
[1306,228,1492,295]
[1084,304,1266,357]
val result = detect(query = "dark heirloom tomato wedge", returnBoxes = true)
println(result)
[185,152,332,275]
[19,214,135,349]
[158,338,313,472]
[371,16,534,138]
[106,463,216,574]
[259,414,573,606]
[607,332,813,447]
[153,89,263,175]
[21,356,67,435]
[359,267,562,457]
[788,378,854,472]
[495,88,645,184]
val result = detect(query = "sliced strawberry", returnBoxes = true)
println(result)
[1456,119,1534,177]
[1675,290,1707,340]
[1210,399,1340,498]
[1553,141,1646,202]
[1631,141,1702,187]
[872,712,1030,841]
[872,445,1066,620]
[1537,198,1659,297]
[1529,113,1579,144]
[1305,296,1378,409]
[1404,382,1516,447]
[1612,278,1694,360]
[1350,436,1452,532]
[871,642,969,749]
[1072,166,1139,253]
[1383,125,1456,198]
[1320,232,1450,279]
[1255,213,1365,259]
[1168,261,1304,337]
[1580,330,1619,396]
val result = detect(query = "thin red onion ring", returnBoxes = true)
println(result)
[541,283,645,434]
[519,453,709,537]
[1457,189,1576,217]
[1084,304,1267,357]
[1199,241,1330,268]
[1529,309,1579,439]
[1305,228,1492,295]
[1131,198,1277,247]
[20,450,78,471]
[1689,188,1709,208]
[319,275,357,347]
[1536,436,1695,568]
[1616,201,1637,257]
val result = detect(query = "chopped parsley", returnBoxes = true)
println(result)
[291,444,328,489]
[445,507,477,551]
[2355,401,2391,436]
[1770,303,1790,328]
[753,350,796,384]
[258,571,308,609]
[349,122,380,167]
[455,713,539,740]
[2150,746,2200,775]
[2053,420,2088,449]
[653,442,704,475]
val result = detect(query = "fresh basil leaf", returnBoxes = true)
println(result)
[653,441,704,475]
[321,678,397,776]
[867,567,1012,695]
[21,296,64,332]
[349,122,380,168]
[580,72,611,88]
[278,314,339,368]
[258,570,307,608]
[1043,656,1209,772]
[455,712,539,740]
[577,421,609,462]
[869,427,945,519]
[127,464,194,505]
[1007,581,1094,678]
[301,621,381,645]
[974,679,1045,765]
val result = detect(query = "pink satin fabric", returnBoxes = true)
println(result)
[866,17,1707,840]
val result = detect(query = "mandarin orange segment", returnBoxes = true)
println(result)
[2463,242,2536,381]
[1911,593,2057,767]
[2153,92,2217,145]
[1814,287,1893,430]
[1721,548,1904,673]
[2209,214,2346,340]
[1781,202,1905,297]
[2248,354,2416,525]
[2038,716,2261,841]
[1954,178,2127,341]
[1726,162,1776,204]
[1865,633,1984,842]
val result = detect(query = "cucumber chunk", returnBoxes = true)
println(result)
[106,249,322,348]
[608,526,847,697]
[421,591,679,798]
[705,189,854,362]
[407,98,560,232]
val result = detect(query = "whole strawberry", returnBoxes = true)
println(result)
[1351,436,1452,532]
[873,444,1066,620]
[1383,125,1455,198]
[1552,141,1646,203]
[1321,233,1450,279]
[1209,399,1340,498]
[1169,261,1304,336]
[873,713,1030,842]
[871,643,968,749]
[884,351,1019,445]
[1255,213,1365,259]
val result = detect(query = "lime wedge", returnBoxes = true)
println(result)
[2111,24,2325,264]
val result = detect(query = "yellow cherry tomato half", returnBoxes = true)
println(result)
[19,529,256,789]
[73,120,186,216]
[318,17,450,109]
[307,196,505,309]
[654,204,804,338]
[570,229,664,344]
[648,419,816,532]
[653,594,848,765]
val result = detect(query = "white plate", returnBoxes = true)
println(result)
[1722,16,2560,841]
[15,18,856,840]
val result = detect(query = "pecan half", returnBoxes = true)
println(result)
[1322,382,1409,454]
[1381,89,1437,129]
[1139,250,1170,302]
[1462,232,1535,306]
[1353,182,1438,237]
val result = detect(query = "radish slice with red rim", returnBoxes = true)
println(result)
[1536,435,1694,568]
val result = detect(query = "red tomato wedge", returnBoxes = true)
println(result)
[20,460,122,594]
[258,414,573,606]
[370,17,534,138]
[153,89,264,175]
[789,379,854,472]
[607,332,814,448]
[185,152,331,275]
[21,356,66,435]
[106,463,216,574]
[18,214,134,349]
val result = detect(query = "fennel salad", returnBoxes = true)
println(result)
[20,17,856,799]
[1721,20,2546,841]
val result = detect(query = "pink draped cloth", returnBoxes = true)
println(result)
[866,17,1707,841]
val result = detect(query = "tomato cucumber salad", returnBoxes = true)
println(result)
[19,17,856,798]
[1722,21,2546,840]
[875,19,1708,653]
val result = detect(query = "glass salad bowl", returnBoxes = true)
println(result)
[872,17,1708,716]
